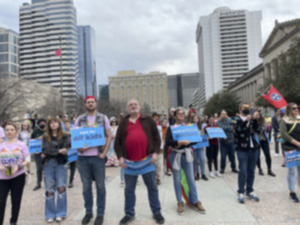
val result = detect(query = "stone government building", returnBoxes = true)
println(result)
[228,19,300,105]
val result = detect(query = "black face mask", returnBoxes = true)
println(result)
[242,109,250,115]
[39,124,46,129]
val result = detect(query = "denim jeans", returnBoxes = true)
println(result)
[77,156,106,216]
[194,148,206,175]
[124,171,161,217]
[237,149,259,194]
[120,168,125,181]
[220,142,236,171]
[169,152,199,204]
[43,159,68,219]
[287,166,300,191]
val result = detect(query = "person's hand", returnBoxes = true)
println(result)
[78,147,89,153]
[59,148,68,155]
[0,165,6,172]
[296,142,300,149]
[41,153,46,159]
[246,115,251,122]
[119,157,128,168]
[179,140,190,146]
[150,153,158,164]
[37,136,43,140]
[99,152,106,159]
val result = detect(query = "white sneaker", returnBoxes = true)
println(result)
[55,217,64,222]
[209,171,215,178]
[47,218,54,223]
[215,171,222,177]
[120,180,125,188]
[274,153,279,157]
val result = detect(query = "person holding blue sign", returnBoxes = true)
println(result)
[205,116,221,178]
[115,99,165,225]
[166,108,206,215]
[279,103,300,203]
[0,122,30,225]
[216,110,238,174]
[75,96,112,225]
[190,115,208,181]
[41,118,70,223]
[232,103,261,204]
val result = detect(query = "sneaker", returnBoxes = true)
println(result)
[55,217,64,222]
[246,192,260,202]
[290,192,300,203]
[94,216,104,225]
[192,201,206,214]
[156,178,161,185]
[215,171,222,177]
[119,215,134,225]
[232,169,238,173]
[195,173,200,180]
[46,218,54,223]
[268,170,276,177]
[237,194,244,204]
[33,185,41,191]
[68,183,74,188]
[209,171,215,178]
[274,153,279,157]
[177,202,184,214]
[120,180,125,188]
[82,214,93,225]
[258,169,264,176]
[201,175,209,181]
[153,213,165,224]
[220,169,225,174]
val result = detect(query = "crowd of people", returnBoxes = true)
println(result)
[0,97,300,225]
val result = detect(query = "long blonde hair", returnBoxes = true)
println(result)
[284,102,298,120]
[44,118,65,142]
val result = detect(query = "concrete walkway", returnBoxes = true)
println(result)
[4,142,300,225]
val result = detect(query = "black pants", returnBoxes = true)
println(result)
[274,134,280,154]
[206,145,219,171]
[69,161,76,184]
[34,154,43,186]
[0,174,26,225]
[257,140,272,170]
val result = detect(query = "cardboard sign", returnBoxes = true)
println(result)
[124,155,155,176]
[192,134,210,149]
[206,127,227,139]
[71,126,105,149]
[29,139,42,154]
[286,150,300,168]
[171,124,202,143]
[67,149,78,164]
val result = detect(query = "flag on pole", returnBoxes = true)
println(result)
[55,48,61,56]
[261,85,287,109]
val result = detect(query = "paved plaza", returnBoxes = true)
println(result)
[3,142,300,225]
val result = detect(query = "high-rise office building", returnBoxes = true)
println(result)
[196,7,262,108]
[77,25,97,98]
[109,70,169,114]
[0,27,19,78]
[19,0,79,108]
[168,73,200,108]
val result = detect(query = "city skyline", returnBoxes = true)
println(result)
[0,0,299,85]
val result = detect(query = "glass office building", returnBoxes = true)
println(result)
[0,28,19,78]
[77,25,97,97]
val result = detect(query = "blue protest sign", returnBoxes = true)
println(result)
[67,149,78,164]
[206,127,227,139]
[286,150,300,168]
[192,134,210,149]
[71,126,105,149]
[124,155,155,176]
[29,139,42,154]
[171,124,202,143]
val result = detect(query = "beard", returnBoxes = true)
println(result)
[86,106,96,112]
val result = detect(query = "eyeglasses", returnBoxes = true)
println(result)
[292,107,298,110]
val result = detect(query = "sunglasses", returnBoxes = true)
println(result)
[292,107,298,110]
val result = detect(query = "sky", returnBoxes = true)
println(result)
[0,0,299,85]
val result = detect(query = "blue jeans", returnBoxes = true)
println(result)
[194,148,206,175]
[120,168,125,181]
[43,159,68,219]
[77,156,106,216]
[124,171,161,217]
[169,152,199,203]
[287,166,300,191]
[220,142,236,171]
[237,149,259,194]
